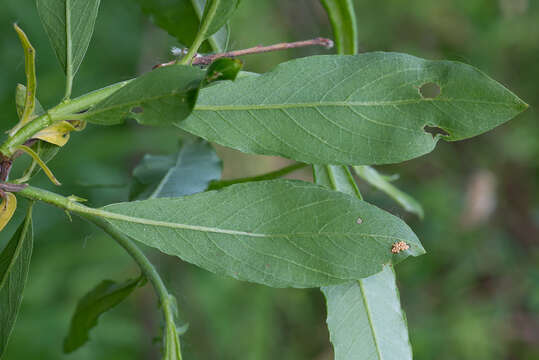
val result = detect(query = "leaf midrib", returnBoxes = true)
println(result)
[358,279,383,360]
[97,207,410,242]
[194,98,516,111]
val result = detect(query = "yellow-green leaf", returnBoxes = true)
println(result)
[0,193,17,233]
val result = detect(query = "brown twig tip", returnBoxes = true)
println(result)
[316,37,334,49]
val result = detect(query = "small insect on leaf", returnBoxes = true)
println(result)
[0,192,17,232]
[391,241,410,254]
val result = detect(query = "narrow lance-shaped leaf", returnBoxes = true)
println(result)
[0,204,34,358]
[11,25,36,133]
[319,0,358,55]
[136,0,229,53]
[36,0,101,80]
[321,266,413,360]
[102,180,425,288]
[179,52,528,165]
[63,277,144,353]
[130,138,222,200]
[80,65,205,126]
[354,165,424,218]
[199,0,241,39]
[314,166,414,359]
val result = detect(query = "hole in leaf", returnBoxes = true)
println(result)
[419,82,441,99]
[131,107,143,114]
[423,125,450,138]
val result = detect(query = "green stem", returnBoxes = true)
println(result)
[64,0,73,100]
[50,79,132,118]
[0,113,53,156]
[0,80,131,158]
[16,185,182,358]
[85,215,181,359]
[208,162,307,190]
[179,0,220,65]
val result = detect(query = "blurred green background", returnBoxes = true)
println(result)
[1,0,538,359]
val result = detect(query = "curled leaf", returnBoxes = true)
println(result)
[33,120,86,147]
[11,25,37,135]
[0,193,17,232]
[17,145,61,186]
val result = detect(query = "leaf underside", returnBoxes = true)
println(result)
[179,52,527,165]
[130,138,222,200]
[137,0,229,53]
[103,180,424,288]
[322,266,413,360]
[36,0,101,77]
[82,65,204,126]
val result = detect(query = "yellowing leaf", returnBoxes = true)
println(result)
[34,120,86,147]
[0,193,17,232]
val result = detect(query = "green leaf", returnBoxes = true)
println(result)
[15,84,44,120]
[320,0,358,55]
[314,166,413,360]
[0,205,33,359]
[199,0,241,39]
[36,0,101,93]
[63,277,143,353]
[354,166,424,218]
[179,52,528,165]
[130,138,222,200]
[203,58,243,86]
[81,65,204,126]
[321,265,413,360]
[101,180,424,288]
[136,0,229,53]
[27,141,61,179]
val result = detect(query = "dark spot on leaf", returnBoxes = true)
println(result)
[419,82,441,99]
[131,107,143,114]
[356,217,363,224]
[423,125,450,138]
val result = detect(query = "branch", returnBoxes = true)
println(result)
[155,37,334,68]
[16,185,183,359]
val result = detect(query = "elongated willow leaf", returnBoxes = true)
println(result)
[81,65,204,126]
[130,138,222,200]
[36,0,101,90]
[12,25,36,131]
[354,166,424,218]
[63,277,143,353]
[136,0,229,53]
[0,205,33,358]
[320,0,358,54]
[322,266,413,360]
[199,0,241,39]
[179,53,528,165]
[102,180,424,288]
[314,166,413,359]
